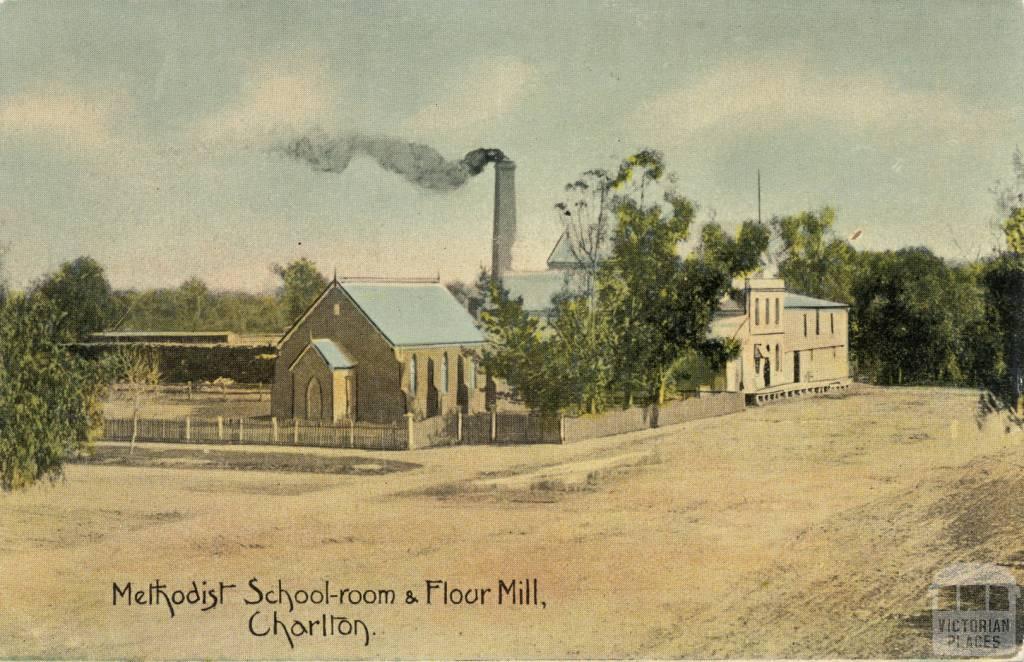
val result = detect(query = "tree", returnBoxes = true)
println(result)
[108,348,162,455]
[273,258,327,323]
[0,294,112,490]
[33,256,116,339]
[851,248,987,385]
[771,207,858,304]
[475,273,570,414]
[479,150,769,414]
[597,151,768,405]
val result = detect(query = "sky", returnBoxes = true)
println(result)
[1,0,1022,292]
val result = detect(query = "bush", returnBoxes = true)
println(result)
[0,295,113,490]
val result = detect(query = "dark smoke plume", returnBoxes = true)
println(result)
[277,130,506,191]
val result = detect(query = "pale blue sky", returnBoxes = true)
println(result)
[1,1,1022,291]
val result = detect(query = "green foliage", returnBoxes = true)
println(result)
[33,256,116,340]
[0,294,113,490]
[978,252,1024,405]
[478,150,765,413]
[772,207,858,304]
[115,283,284,333]
[274,258,328,323]
[850,248,990,385]
[475,274,572,414]
[1002,207,1024,254]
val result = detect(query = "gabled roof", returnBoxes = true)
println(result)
[341,282,485,346]
[310,339,357,369]
[279,280,486,348]
[546,230,611,269]
[784,292,848,309]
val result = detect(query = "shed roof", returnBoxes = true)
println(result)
[340,282,485,346]
[784,292,848,309]
[502,271,572,313]
[310,338,357,369]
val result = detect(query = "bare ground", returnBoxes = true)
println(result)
[2,385,1024,659]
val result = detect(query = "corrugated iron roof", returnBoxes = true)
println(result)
[502,271,572,313]
[310,338,357,369]
[784,292,848,309]
[341,282,485,346]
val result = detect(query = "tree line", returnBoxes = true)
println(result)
[10,257,330,341]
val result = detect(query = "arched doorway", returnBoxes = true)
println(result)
[306,377,323,421]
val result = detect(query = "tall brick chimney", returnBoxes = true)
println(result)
[492,159,516,280]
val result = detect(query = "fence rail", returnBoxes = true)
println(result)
[101,391,746,451]
[108,382,271,402]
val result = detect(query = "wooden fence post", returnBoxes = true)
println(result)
[490,408,497,442]
[406,413,415,450]
[293,419,299,445]
[217,416,223,441]
[349,419,355,448]
[185,416,191,442]
[238,418,244,443]
[559,415,565,444]
[132,415,138,443]
[271,417,278,443]
[457,411,463,442]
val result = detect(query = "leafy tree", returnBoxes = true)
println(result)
[33,256,116,339]
[273,258,327,323]
[851,247,987,385]
[475,274,570,414]
[598,151,769,404]
[771,207,858,304]
[480,150,769,414]
[0,294,112,490]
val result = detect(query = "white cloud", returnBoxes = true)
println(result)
[194,54,337,148]
[404,56,535,135]
[0,84,121,147]
[632,57,1000,145]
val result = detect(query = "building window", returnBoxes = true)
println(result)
[468,357,476,390]
[775,298,780,325]
[765,298,770,324]
[754,298,760,325]
[776,344,780,369]
[333,303,340,316]
[409,355,417,395]
[441,353,449,393]
[803,314,808,337]
[830,313,835,335]
[815,309,820,335]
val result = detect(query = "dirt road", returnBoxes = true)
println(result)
[1,385,1022,658]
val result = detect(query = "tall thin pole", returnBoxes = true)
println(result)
[757,169,762,224]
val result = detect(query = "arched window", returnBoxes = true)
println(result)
[441,353,449,393]
[816,309,821,335]
[830,313,835,335]
[409,355,418,395]
[775,344,780,369]
[803,314,808,337]
[468,357,476,390]
[754,297,760,325]
[775,298,780,325]
[765,298,771,324]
